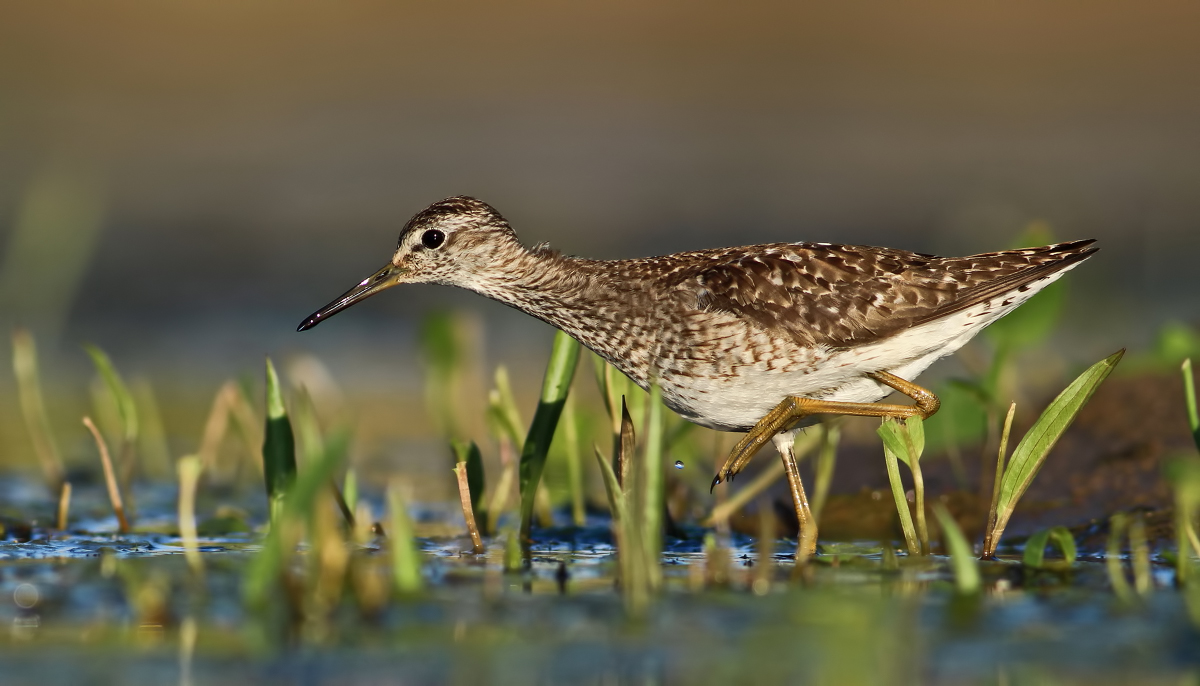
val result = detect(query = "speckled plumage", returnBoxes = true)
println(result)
[300,196,1096,435]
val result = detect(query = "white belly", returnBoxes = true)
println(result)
[659,266,1075,432]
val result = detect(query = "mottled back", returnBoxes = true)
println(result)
[660,240,1096,349]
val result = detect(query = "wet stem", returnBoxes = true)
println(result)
[903,428,929,555]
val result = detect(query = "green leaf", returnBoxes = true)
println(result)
[992,350,1123,540]
[243,426,350,607]
[881,436,920,556]
[1164,456,1200,585]
[933,504,981,594]
[641,382,665,589]
[12,329,64,491]
[262,358,297,509]
[388,483,424,594]
[906,415,925,457]
[1183,359,1199,453]
[877,416,924,468]
[486,365,525,449]
[518,331,582,542]
[593,445,628,524]
[84,344,138,444]
[1106,512,1135,603]
[877,420,912,467]
[1022,526,1077,568]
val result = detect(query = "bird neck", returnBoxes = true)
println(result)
[460,244,629,335]
[461,243,663,388]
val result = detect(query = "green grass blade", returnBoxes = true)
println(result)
[1050,526,1079,565]
[933,504,981,594]
[419,311,463,437]
[262,358,297,513]
[907,415,925,456]
[982,403,1017,558]
[1022,526,1077,568]
[177,455,204,577]
[561,394,586,527]
[518,331,582,542]
[593,445,628,524]
[641,382,665,590]
[992,350,1123,541]
[901,417,928,554]
[132,379,172,481]
[1106,513,1135,603]
[879,418,928,554]
[84,344,138,445]
[243,427,350,607]
[882,436,920,555]
[284,428,351,521]
[487,365,525,449]
[1130,515,1152,596]
[291,385,325,464]
[503,526,523,573]
[343,468,359,515]
[11,329,65,492]
[811,423,841,523]
[1165,457,1200,585]
[388,483,424,594]
[593,445,649,614]
[1184,359,1199,452]
[1023,529,1050,568]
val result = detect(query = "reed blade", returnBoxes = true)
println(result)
[990,350,1123,549]
[517,331,581,542]
[262,358,298,515]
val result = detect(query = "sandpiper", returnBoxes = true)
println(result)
[299,196,1096,551]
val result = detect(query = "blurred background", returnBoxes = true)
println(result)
[1,1,1198,498]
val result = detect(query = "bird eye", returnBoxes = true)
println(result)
[421,229,446,250]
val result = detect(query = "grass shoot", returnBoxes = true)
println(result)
[517,330,581,543]
[1184,358,1199,452]
[387,482,424,594]
[12,329,65,493]
[878,416,929,554]
[262,358,297,519]
[1021,526,1077,569]
[933,504,980,594]
[177,455,204,577]
[981,349,1124,557]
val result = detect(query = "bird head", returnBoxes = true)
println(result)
[297,196,517,331]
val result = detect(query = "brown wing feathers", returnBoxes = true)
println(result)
[685,239,1096,349]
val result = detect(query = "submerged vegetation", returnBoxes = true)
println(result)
[2,301,1200,682]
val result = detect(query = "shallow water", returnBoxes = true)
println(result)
[0,485,1197,686]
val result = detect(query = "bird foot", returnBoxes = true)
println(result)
[710,372,939,491]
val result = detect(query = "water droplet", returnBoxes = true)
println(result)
[674,460,684,469]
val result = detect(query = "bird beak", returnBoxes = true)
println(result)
[297,263,406,331]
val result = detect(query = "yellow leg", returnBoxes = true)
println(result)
[775,431,817,559]
[711,371,940,487]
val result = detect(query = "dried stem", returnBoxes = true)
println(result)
[982,403,1017,558]
[454,462,486,554]
[83,416,129,533]
[56,481,72,531]
[177,456,204,577]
